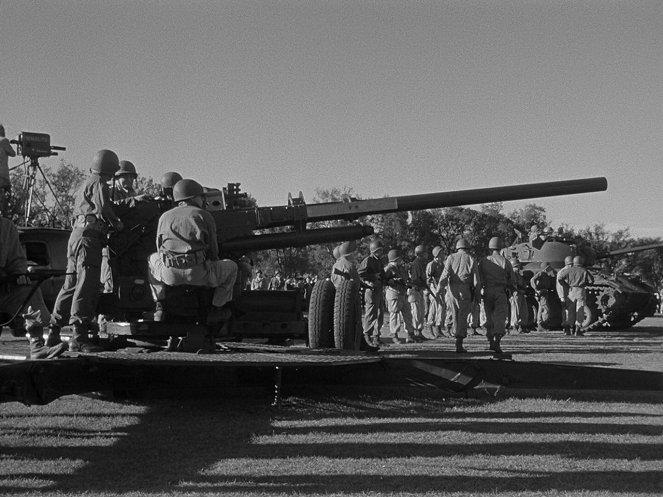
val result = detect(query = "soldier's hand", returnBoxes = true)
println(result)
[16,275,30,286]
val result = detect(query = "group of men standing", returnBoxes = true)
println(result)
[329,235,596,353]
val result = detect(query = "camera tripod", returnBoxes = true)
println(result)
[21,156,69,227]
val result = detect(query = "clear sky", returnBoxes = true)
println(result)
[1,1,661,237]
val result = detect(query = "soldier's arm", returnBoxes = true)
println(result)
[97,182,123,230]
[2,138,16,157]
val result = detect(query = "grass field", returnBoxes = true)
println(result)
[1,386,662,497]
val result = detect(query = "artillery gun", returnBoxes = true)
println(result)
[506,237,663,331]
[100,177,607,351]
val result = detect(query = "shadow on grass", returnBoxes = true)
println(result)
[1,386,662,494]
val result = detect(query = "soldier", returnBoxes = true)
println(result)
[268,269,284,290]
[147,179,238,322]
[438,238,480,353]
[556,255,575,334]
[557,255,594,335]
[49,150,124,353]
[479,236,514,354]
[425,246,445,338]
[408,245,429,340]
[531,261,556,331]
[384,249,417,344]
[509,259,529,333]
[155,171,183,209]
[0,124,16,189]
[330,241,360,289]
[111,160,138,201]
[251,269,268,290]
[0,186,67,358]
[358,238,386,346]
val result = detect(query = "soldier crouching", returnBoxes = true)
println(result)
[147,179,238,324]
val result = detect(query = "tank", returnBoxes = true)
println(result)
[506,235,663,331]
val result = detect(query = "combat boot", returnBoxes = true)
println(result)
[360,334,379,352]
[27,325,66,359]
[45,325,63,347]
[68,324,104,353]
[455,337,467,353]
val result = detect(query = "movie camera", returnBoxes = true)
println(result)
[10,132,65,158]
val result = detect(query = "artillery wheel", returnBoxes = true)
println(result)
[333,279,362,350]
[307,279,336,348]
[580,304,597,330]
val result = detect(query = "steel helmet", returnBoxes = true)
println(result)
[90,149,120,176]
[173,179,204,202]
[572,255,584,266]
[369,239,384,254]
[115,160,137,177]
[160,171,183,189]
[564,256,574,266]
[432,246,443,258]
[339,241,357,256]
[332,245,341,259]
[387,249,401,262]
[414,245,425,256]
[488,236,503,250]
[455,238,469,250]
[541,261,552,270]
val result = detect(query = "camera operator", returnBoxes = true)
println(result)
[0,124,16,189]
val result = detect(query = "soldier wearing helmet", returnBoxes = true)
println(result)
[112,160,138,201]
[530,261,556,331]
[147,178,238,328]
[425,246,446,338]
[555,255,575,334]
[154,171,183,208]
[407,245,429,341]
[0,123,16,189]
[268,269,284,290]
[384,248,417,344]
[438,237,480,352]
[49,149,124,353]
[358,238,386,346]
[557,254,594,335]
[508,257,529,334]
[330,240,360,289]
[478,236,514,354]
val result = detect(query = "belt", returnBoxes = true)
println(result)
[73,214,108,233]
[161,250,206,269]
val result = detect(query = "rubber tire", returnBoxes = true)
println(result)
[307,279,336,348]
[333,279,362,350]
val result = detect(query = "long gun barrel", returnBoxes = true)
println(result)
[210,177,607,254]
[597,242,663,260]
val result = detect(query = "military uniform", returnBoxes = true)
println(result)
[557,264,594,333]
[0,217,65,358]
[479,253,513,341]
[148,204,238,308]
[51,175,122,330]
[407,256,428,338]
[358,253,385,340]
[384,261,415,342]
[509,265,529,333]
[331,256,360,289]
[439,251,480,339]
[425,258,445,335]
[556,260,574,332]
[531,266,556,330]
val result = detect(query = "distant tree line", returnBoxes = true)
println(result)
[8,162,663,290]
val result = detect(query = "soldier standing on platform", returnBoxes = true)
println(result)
[531,261,556,330]
[479,237,514,354]
[384,249,417,344]
[556,255,574,334]
[408,245,429,341]
[49,150,124,353]
[438,238,480,353]
[358,238,386,347]
[425,246,445,338]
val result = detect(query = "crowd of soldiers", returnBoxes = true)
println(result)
[327,235,595,353]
